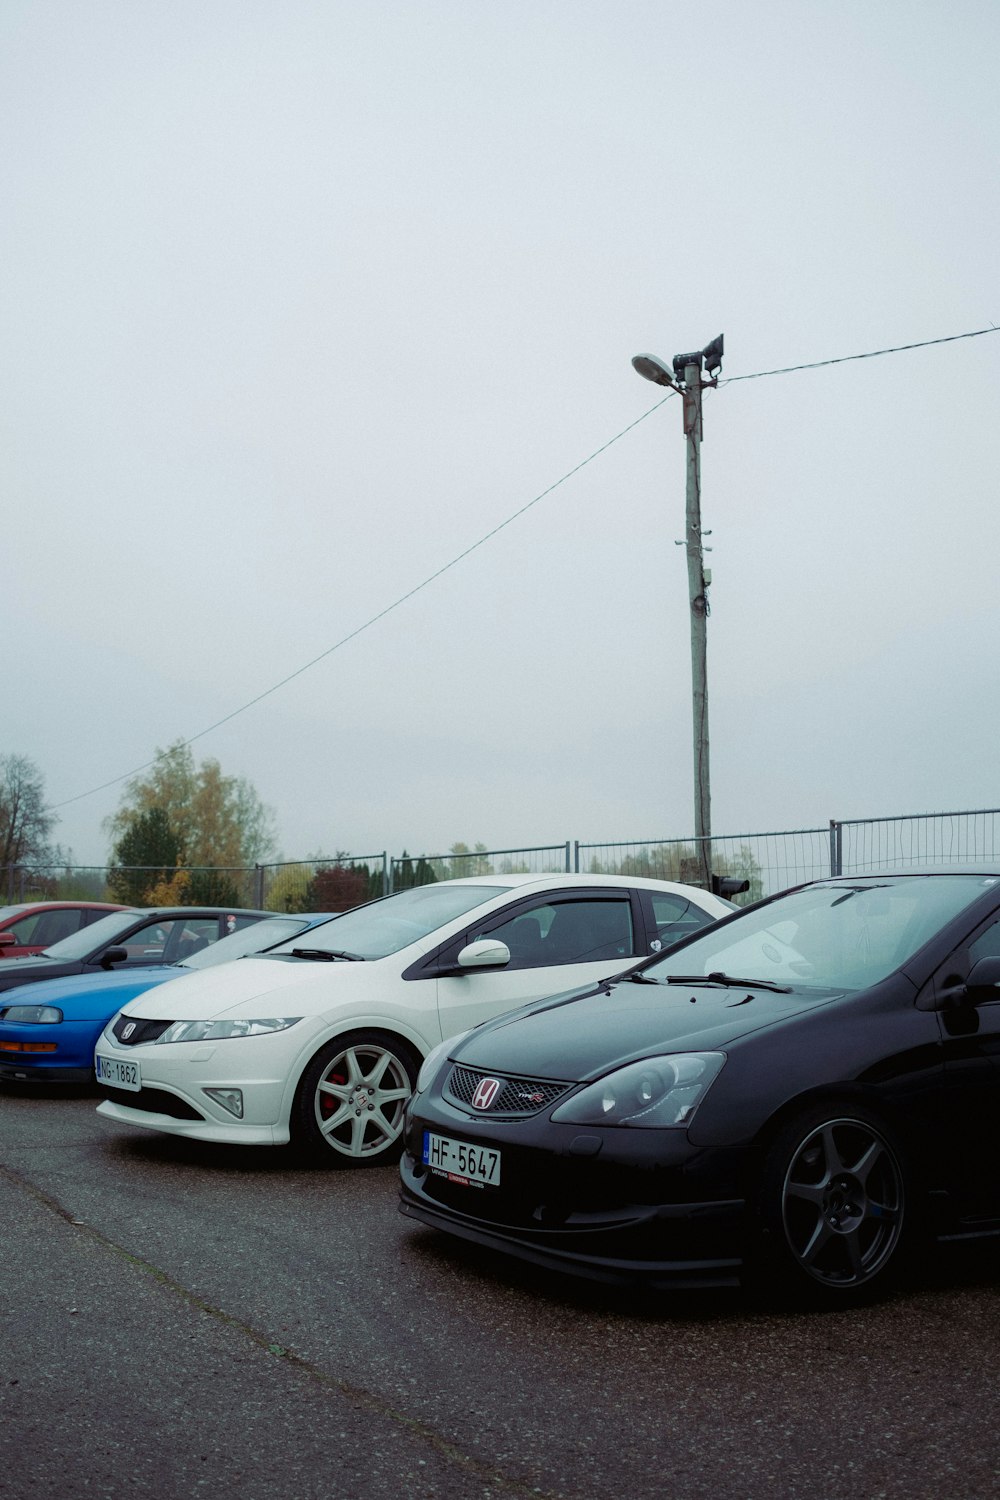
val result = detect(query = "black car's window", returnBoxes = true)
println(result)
[967,918,1000,973]
[475,897,635,969]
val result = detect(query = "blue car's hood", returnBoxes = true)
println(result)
[0,964,180,1017]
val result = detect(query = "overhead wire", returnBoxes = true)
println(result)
[52,322,1000,810]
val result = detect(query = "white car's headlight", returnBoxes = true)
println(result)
[551,1053,725,1128]
[416,1031,471,1093]
[155,1017,303,1044]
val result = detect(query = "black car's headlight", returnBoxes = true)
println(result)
[551,1052,725,1128]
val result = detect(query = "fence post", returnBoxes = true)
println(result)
[829,820,843,877]
[573,840,580,873]
[253,864,265,908]
[381,852,389,897]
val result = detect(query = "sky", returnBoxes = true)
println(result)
[4,0,999,868]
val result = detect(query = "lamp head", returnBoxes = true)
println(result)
[631,354,675,387]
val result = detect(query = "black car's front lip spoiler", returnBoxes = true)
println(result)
[399,1165,745,1290]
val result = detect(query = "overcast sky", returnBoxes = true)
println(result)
[4,0,998,868]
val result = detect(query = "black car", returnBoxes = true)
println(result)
[0,905,275,995]
[400,871,1000,1302]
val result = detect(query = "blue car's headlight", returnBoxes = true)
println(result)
[551,1052,725,1128]
[1,1005,63,1024]
[154,1018,303,1043]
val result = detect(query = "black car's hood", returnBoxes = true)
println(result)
[455,977,832,1081]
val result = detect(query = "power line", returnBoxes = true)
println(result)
[720,324,999,383]
[53,322,1000,811]
[52,394,675,809]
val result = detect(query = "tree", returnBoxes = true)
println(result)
[306,863,371,913]
[105,741,278,872]
[107,807,184,905]
[0,753,56,874]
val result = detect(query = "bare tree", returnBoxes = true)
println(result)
[0,753,56,869]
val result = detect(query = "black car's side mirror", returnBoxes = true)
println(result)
[100,946,129,970]
[936,954,1000,1009]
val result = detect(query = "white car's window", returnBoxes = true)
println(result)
[269,884,511,960]
[475,897,635,968]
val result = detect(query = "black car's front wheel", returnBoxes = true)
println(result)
[291,1030,419,1167]
[754,1105,909,1303]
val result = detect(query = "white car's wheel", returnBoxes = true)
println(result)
[292,1031,418,1167]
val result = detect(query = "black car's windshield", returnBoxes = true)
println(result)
[644,875,997,992]
[266,884,511,961]
[41,908,142,960]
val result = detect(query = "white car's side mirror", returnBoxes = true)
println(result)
[456,939,511,970]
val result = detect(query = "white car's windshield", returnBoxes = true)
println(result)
[268,884,511,961]
[645,875,995,992]
[41,909,142,960]
[180,915,312,969]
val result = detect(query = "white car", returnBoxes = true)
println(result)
[94,874,733,1166]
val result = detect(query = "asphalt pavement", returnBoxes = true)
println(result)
[3,1085,1000,1499]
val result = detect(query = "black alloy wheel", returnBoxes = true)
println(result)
[757,1106,908,1302]
[292,1030,419,1167]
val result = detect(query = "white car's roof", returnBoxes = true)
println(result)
[426,872,718,896]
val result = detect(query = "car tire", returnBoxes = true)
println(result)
[291,1030,419,1168]
[751,1104,911,1305]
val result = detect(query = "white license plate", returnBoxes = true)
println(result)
[423,1131,501,1188]
[96,1054,141,1091]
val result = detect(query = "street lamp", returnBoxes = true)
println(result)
[632,335,723,890]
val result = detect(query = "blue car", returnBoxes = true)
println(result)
[0,912,333,1084]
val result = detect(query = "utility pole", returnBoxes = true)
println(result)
[632,335,723,890]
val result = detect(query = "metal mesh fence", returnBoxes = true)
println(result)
[389,844,572,890]
[836,810,1000,875]
[575,828,832,903]
[7,810,1000,913]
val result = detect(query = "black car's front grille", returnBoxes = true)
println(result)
[445,1065,570,1116]
[111,1016,172,1046]
[97,1083,204,1120]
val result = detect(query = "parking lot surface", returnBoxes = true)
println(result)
[3,1084,1000,1499]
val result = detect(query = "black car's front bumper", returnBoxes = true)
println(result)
[399,1143,747,1290]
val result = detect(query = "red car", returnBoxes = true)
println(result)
[0,901,129,958]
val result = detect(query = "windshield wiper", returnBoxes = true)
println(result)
[663,971,792,994]
[627,972,666,985]
[290,948,364,962]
